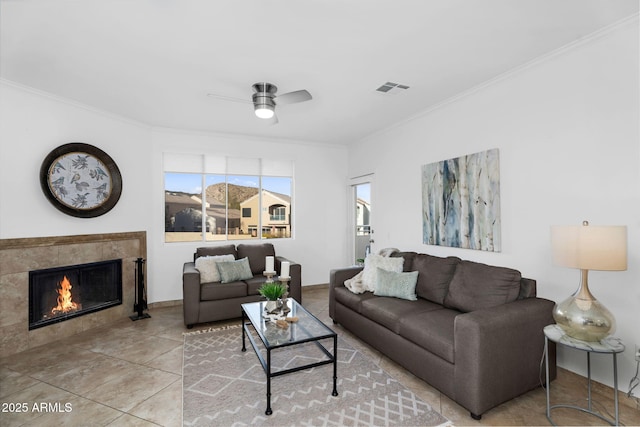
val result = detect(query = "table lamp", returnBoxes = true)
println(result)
[550,221,627,342]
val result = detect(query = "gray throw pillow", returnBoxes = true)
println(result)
[216,257,254,283]
[443,260,521,312]
[374,267,419,301]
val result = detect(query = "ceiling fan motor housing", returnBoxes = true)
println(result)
[252,82,277,118]
[252,83,277,103]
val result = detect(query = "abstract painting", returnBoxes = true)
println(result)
[421,148,501,252]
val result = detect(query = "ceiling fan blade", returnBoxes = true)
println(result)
[206,93,251,104]
[274,89,312,105]
[265,114,279,125]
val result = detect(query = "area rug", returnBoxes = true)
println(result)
[183,325,451,426]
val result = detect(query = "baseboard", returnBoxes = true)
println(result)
[148,299,182,309]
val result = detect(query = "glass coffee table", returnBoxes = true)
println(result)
[241,298,339,415]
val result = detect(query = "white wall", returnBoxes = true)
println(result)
[0,81,350,306]
[348,19,639,392]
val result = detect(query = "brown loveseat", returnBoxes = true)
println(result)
[183,243,301,328]
[329,250,556,420]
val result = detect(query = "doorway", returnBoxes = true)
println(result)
[351,177,373,265]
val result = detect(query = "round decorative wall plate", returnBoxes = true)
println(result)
[40,143,122,218]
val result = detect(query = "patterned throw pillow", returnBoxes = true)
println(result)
[374,268,419,301]
[216,257,254,283]
[361,254,404,292]
[195,254,235,283]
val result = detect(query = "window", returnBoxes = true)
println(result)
[164,154,293,243]
[270,206,286,221]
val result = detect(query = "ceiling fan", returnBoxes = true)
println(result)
[207,82,312,124]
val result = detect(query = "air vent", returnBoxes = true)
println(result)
[375,82,410,95]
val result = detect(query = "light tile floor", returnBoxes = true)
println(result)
[1,285,638,426]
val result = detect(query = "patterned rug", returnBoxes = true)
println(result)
[182,325,451,426]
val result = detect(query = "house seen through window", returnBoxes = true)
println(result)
[164,163,293,242]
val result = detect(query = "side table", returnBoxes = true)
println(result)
[544,324,625,426]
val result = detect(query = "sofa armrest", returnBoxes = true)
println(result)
[453,297,556,417]
[182,262,201,327]
[275,256,302,303]
[329,266,363,320]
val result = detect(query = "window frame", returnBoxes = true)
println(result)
[163,154,293,243]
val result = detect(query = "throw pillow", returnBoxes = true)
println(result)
[195,254,235,284]
[216,257,254,283]
[443,260,522,312]
[374,268,419,301]
[361,254,404,292]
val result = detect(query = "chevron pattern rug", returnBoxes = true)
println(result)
[182,325,451,426]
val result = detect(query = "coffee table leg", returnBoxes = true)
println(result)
[332,335,339,396]
[266,348,272,415]
[241,311,246,352]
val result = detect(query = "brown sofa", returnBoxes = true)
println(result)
[329,250,556,420]
[183,243,301,328]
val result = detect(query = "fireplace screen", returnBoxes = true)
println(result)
[29,259,122,330]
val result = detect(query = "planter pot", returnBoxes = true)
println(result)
[264,300,279,314]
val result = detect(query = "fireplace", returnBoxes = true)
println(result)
[29,259,123,330]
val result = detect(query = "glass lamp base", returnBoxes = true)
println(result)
[552,295,615,342]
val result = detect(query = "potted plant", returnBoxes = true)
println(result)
[258,282,285,313]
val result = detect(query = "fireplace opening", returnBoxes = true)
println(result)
[29,259,122,330]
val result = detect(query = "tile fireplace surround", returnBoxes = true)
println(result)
[0,231,146,358]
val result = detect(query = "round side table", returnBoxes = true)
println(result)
[544,324,625,426]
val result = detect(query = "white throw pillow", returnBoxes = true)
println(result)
[361,254,404,292]
[195,254,235,283]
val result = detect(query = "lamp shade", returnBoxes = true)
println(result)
[551,223,627,271]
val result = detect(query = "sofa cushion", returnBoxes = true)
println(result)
[201,281,247,301]
[196,245,237,260]
[194,254,235,283]
[361,254,404,292]
[413,254,460,305]
[374,268,419,301]
[237,243,276,275]
[244,275,269,296]
[360,297,436,334]
[443,260,522,312]
[391,251,417,271]
[334,287,377,313]
[519,277,537,299]
[216,257,254,283]
[398,307,459,363]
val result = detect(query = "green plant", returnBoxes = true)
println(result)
[258,282,285,301]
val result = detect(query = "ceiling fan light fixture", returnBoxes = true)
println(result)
[252,88,276,119]
[254,103,274,119]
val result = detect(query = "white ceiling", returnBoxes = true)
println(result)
[1,0,638,144]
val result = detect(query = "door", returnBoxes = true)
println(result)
[351,177,373,265]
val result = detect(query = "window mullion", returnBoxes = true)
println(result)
[258,175,262,239]
[201,174,206,241]
[225,178,229,240]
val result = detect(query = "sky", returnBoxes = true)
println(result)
[356,182,370,203]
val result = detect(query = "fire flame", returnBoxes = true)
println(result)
[51,276,81,315]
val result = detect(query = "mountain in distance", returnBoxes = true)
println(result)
[206,183,258,209]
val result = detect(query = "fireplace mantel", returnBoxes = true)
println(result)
[0,231,146,358]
